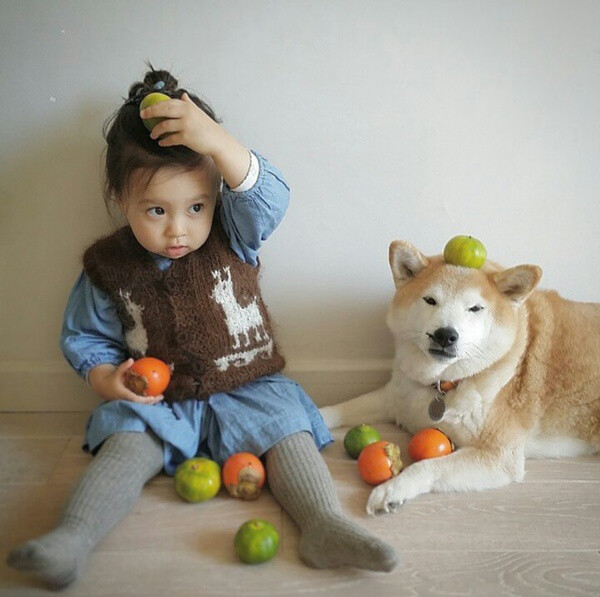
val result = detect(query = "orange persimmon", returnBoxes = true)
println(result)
[408,428,454,462]
[222,452,266,500]
[357,440,403,486]
[124,357,171,397]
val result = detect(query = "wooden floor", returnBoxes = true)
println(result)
[1,413,599,596]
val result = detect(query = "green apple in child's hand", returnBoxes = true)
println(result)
[140,92,171,132]
[443,235,487,269]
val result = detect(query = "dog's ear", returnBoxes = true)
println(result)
[389,241,429,288]
[491,265,542,306]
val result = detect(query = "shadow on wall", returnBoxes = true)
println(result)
[0,101,113,360]
[0,100,395,367]
[271,294,394,361]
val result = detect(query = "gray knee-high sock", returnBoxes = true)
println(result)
[7,430,163,590]
[266,432,399,572]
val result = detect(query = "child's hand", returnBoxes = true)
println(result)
[140,93,251,188]
[141,93,223,156]
[88,359,164,405]
[140,93,225,155]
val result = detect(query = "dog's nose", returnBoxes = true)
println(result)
[432,327,459,348]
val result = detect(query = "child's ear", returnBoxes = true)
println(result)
[114,196,128,217]
[389,241,429,289]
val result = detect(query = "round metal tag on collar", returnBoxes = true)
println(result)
[428,395,446,421]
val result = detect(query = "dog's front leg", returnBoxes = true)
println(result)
[319,383,396,429]
[367,445,525,515]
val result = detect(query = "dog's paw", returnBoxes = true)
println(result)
[366,463,432,515]
[366,477,407,515]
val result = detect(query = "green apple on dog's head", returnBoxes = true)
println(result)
[443,235,487,269]
[140,92,171,132]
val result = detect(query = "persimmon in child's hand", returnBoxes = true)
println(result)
[123,357,171,397]
[88,359,164,404]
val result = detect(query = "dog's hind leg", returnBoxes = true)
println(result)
[319,383,396,429]
[366,444,525,515]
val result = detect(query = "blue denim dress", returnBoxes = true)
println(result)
[61,152,332,474]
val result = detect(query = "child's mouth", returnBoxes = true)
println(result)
[166,245,188,258]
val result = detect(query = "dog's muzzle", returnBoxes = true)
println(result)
[428,327,459,359]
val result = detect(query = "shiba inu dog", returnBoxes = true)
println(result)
[320,241,600,515]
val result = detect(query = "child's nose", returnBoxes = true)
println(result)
[167,217,186,238]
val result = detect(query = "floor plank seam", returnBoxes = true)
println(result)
[45,436,74,484]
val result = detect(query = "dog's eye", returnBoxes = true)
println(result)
[423,296,437,306]
[469,305,484,313]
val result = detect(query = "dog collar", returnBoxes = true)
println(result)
[428,379,461,421]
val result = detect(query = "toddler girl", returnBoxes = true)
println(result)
[7,66,398,589]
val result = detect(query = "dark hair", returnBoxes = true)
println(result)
[102,64,221,210]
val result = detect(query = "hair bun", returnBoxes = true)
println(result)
[143,67,178,92]
[127,63,179,99]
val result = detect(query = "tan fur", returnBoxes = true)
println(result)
[320,241,600,515]
[502,290,600,446]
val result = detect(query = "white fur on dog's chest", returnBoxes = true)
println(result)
[438,381,490,445]
[391,376,490,447]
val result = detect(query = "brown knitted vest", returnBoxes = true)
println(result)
[83,219,285,402]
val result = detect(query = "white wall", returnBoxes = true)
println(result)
[1,0,599,410]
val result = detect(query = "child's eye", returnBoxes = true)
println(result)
[423,296,437,306]
[189,203,204,214]
[147,207,165,217]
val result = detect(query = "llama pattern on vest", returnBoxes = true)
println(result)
[119,290,149,356]
[211,266,273,371]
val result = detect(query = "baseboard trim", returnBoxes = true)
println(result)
[0,359,392,412]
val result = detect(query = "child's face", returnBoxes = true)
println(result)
[122,165,219,259]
